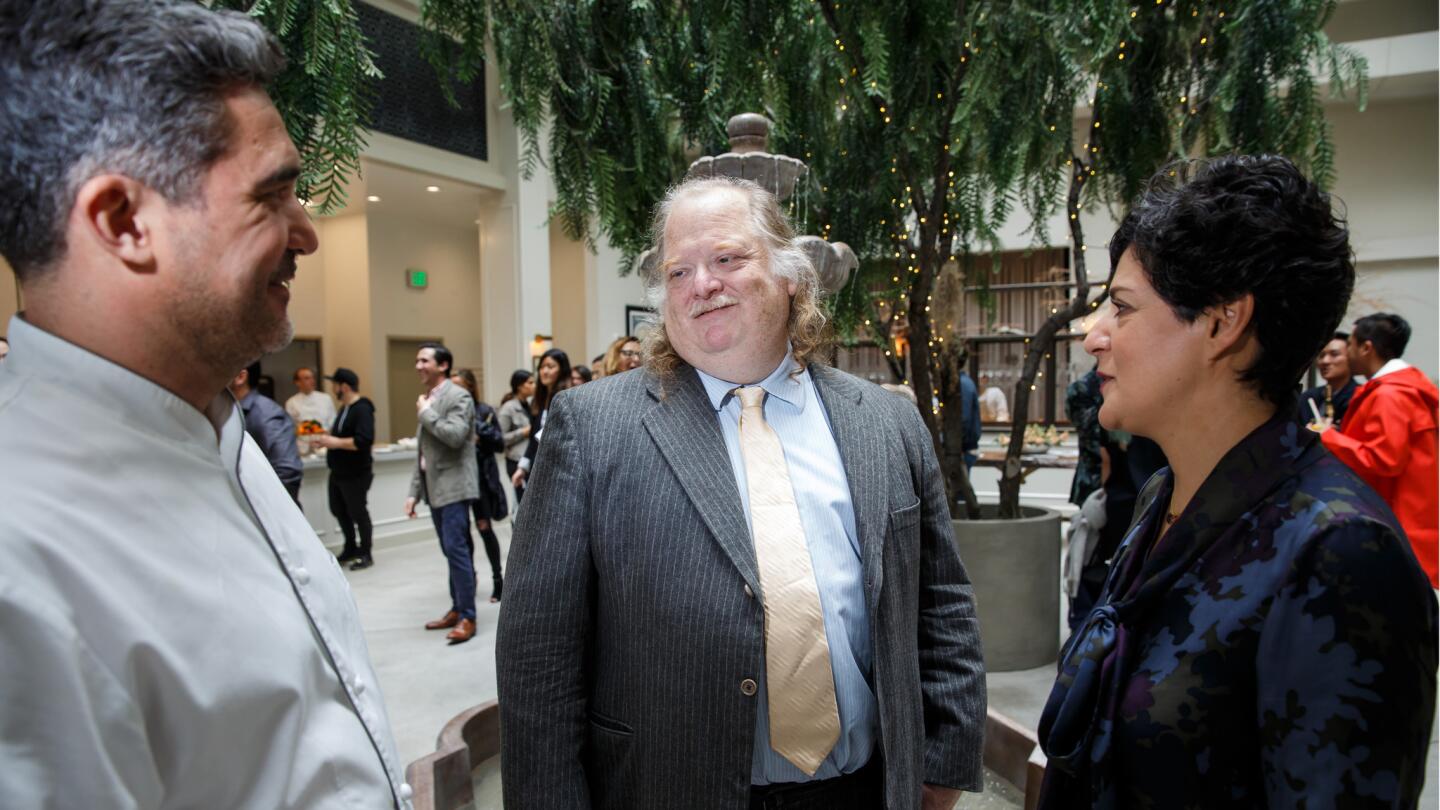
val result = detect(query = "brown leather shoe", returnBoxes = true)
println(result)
[424,610,460,631]
[446,618,476,644]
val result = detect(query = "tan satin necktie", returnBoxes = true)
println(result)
[734,385,840,775]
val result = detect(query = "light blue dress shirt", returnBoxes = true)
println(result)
[695,353,878,785]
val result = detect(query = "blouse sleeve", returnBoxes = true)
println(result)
[1255,518,1438,806]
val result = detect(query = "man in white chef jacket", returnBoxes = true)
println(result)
[0,1,412,807]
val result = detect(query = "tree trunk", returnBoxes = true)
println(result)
[936,342,982,519]
[997,161,1097,519]
[908,233,980,520]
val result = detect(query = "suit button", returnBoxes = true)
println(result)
[740,678,758,696]
[744,584,754,599]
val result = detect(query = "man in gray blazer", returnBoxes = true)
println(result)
[404,342,480,643]
[498,177,985,809]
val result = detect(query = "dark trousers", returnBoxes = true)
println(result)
[749,756,883,810]
[505,458,525,503]
[466,510,503,584]
[328,474,373,557]
[431,500,477,621]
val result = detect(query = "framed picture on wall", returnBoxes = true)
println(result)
[625,305,657,338]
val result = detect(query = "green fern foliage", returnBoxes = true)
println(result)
[212,0,379,214]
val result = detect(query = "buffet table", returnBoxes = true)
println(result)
[297,447,436,552]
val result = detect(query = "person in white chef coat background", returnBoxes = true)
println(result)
[0,1,413,807]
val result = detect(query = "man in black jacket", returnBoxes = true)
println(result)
[314,368,378,570]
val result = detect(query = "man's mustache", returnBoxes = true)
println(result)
[689,295,738,318]
[270,251,299,284]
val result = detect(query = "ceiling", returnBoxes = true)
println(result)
[310,158,494,229]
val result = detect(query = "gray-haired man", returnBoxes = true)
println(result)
[0,1,409,806]
[498,177,986,810]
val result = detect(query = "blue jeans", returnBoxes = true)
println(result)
[431,500,476,620]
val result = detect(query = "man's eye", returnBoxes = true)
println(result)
[668,268,688,280]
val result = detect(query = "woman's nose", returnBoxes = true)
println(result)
[1083,318,1111,356]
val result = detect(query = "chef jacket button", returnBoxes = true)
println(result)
[293,567,310,586]
[353,676,366,695]
[740,678,758,696]
[399,783,413,800]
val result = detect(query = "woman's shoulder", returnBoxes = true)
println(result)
[1270,452,1420,579]
[1291,451,1402,534]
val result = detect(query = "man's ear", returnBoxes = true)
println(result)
[1204,293,1256,362]
[71,174,162,271]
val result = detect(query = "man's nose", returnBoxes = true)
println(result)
[692,264,723,296]
[290,201,320,256]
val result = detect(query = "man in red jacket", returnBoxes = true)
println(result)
[1320,313,1439,586]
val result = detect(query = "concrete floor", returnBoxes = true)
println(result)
[347,517,1438,806]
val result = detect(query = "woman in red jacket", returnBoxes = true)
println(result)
[1320,312,1439,586]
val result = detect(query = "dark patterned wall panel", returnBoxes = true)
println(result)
[357,2,487,162]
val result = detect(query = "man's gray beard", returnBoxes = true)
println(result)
[172,273,294,384]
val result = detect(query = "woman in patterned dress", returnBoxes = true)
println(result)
[1038,156,1436,808]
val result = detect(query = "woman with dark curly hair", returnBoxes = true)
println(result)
[1038,155,1437,808]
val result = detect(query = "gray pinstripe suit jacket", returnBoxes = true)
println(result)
[407,379,478,509]
[496,362,986,810]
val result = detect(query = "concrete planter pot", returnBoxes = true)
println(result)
[952,505,1062,672]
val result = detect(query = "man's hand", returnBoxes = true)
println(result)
[1307,416,1334,434]
[404,497,418,519]
[310,434,336,450]
[511,468,527,489]
[922,784,963,810]
[416,394,431,416]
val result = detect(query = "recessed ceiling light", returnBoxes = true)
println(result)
[367,195,381,202]
[425,185,441,193]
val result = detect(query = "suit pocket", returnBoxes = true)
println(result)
[889,499,921,532]
[586,710,637,809]
[587,709,635,737]
[888,499,923,595]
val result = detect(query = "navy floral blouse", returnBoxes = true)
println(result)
[1039,416,1437,808]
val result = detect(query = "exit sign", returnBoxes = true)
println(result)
[406,268,428,289]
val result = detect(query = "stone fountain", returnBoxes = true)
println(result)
[639,113,858,294]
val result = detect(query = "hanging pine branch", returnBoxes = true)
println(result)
[241,0,1367,518]
[213,0,380,214]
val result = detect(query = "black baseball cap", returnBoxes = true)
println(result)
[326,368,359,388]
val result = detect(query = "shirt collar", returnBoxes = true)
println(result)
[5,313,235,446]
[694,349,807,413]
[1372,358,1411,380]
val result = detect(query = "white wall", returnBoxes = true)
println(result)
[585,236,648,363]
[367,212,484,441]
[321,215,375,394]
[1329,96,1439,378]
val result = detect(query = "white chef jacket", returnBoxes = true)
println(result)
[0,315,412,809]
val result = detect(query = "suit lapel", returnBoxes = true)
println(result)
[641,367,760,594]
[811,365,889,614]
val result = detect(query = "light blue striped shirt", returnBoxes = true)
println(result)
[695,353,878,785]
